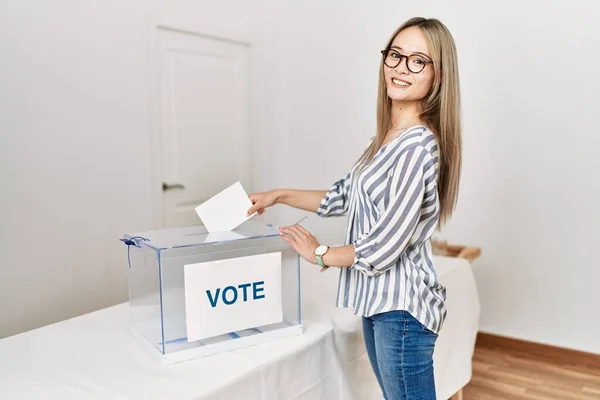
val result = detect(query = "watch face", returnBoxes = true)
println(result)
[316,245,328,256]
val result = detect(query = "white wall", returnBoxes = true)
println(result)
[2,0,599,355]
[0,0,276,338]
[438,0,600,354]
[264,0,600,354]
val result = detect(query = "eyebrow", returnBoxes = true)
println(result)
[389,46,431,59]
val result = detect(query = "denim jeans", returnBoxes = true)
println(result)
[362,310,438,400]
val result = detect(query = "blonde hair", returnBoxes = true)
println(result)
[357,17,462,229]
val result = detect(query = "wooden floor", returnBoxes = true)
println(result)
[462,333,600,400]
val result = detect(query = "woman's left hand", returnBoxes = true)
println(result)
[279,224,319,265]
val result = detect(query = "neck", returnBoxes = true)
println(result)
[390,100,422,131]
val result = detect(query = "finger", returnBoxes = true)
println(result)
[279,226,295,237]
[295,225,312,237]
[287,225,306,239]
[281,227,301,242]
[283,230,300,242]
[281,233,297,248]
[287,226,305,240]
[247,202,262,215]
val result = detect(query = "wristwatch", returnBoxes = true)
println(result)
[315,245,329,268]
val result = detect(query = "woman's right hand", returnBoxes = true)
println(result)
[247,190,280,216]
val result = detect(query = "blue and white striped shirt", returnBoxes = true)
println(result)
[316,125,447,333]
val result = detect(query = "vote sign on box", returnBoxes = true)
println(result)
[184,252,283,342]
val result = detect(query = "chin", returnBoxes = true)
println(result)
[387,90,409,102]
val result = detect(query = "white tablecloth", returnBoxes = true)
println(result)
[301,255,481,399]
[0,256,479,399]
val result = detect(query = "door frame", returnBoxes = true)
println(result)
[144,11,255,229]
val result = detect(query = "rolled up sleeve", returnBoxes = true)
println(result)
[352,145,432,277]
[316,171,351,217]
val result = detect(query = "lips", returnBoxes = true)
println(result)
[391,77,411,88]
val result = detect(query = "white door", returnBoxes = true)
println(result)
[156,27,251,228]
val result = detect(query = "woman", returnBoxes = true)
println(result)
[247,17,461,400]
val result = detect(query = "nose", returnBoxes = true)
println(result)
[394,56,410,74]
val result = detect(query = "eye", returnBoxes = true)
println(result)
[412,57,426,65]
[390,51,402,59]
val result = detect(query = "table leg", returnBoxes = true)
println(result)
[450,388,463,400]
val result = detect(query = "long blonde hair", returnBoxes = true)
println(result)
[357,17,462,229]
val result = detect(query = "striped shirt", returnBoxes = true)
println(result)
[316,125,447,334]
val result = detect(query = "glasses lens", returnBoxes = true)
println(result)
[407,55,427,73]
[384,50,401,68]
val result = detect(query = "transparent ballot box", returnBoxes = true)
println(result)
[120,220,302,365]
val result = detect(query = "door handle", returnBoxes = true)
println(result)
[162,182,185,192]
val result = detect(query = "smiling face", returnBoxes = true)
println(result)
[383,26,435,103]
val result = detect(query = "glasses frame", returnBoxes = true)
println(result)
[380,49,433,74]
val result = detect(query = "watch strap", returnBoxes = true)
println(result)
[315,254,326,268]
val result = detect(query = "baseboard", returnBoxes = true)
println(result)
[475,332,600,368]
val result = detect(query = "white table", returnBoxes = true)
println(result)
[0,256,479,399]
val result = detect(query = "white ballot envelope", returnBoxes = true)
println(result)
[195,181,257,233]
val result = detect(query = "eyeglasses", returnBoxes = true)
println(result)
[380,49,433,74]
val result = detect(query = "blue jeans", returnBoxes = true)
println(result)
[362,310,438,400]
